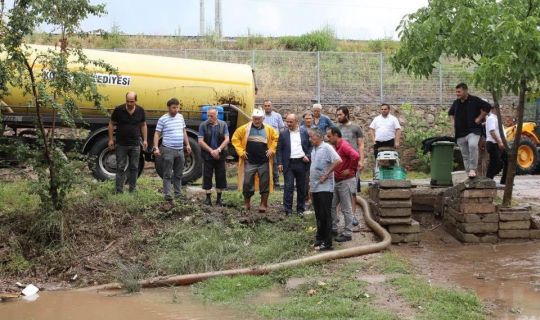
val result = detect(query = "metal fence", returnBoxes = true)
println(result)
[109,48,516,106]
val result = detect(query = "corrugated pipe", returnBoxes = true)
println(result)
[80,194,391,291]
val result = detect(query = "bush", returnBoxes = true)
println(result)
[401,103,451,172]
[279,27,337,51]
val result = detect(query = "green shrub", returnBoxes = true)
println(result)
[279,27,337,51]
[400,103,451,172]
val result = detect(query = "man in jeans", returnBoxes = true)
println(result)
[153,98,192,201]
[198,107,230,206]
[263,100,284,188]
[326,126,359,242]
[448,83,491,178]
[108,91,147,193]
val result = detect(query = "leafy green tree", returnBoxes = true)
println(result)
[391,0,540,206]
[0,0,114,241]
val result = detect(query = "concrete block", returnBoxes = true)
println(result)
[531,214,540,229]
[457,222,498,234]
[499,212,531,221]
[388,220,420,234]
[379,217,413,225]
[459,197,494,204]
[446,207,498,223]
[530,230,540,239]
[461,189,497,198]
[380,207,412,217]
[499,205,531,213]
[391,232,419,243]
[379,189,412,200]
[499,220,531,230]
[459,203,496,214]
[462,178,496,189]
[379,200,412,208]
[450,228,498,243]
[379,180,412,189]
[498,229,530,239]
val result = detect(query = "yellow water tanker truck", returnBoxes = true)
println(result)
[0,45,256,183]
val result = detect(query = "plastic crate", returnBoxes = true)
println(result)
[379,166,407,180]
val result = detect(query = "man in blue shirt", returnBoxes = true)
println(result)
[263,100,284,188]
[153,98,192,202]
[198,107,230,206]
[311,103,334,132]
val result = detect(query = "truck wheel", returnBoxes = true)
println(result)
[154,136,202,184]
[516,136,539,175]
[88,135,144,181]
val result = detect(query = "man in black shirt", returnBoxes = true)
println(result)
[448,83,491,178]
[108,92,148,193]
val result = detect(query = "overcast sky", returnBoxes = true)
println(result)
[72,0,428,40]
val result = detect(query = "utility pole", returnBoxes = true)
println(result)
[215,0,222,38]
[199,0,205,36]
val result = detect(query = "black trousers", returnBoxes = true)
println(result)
[283,159,308,213]
[312,192,333,246]
[486,141,503,179]
[373,139,395,158]
[202,158,227,190]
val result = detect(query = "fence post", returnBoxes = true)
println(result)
[439,60,443,106]
[251,50,256,69]
[380,52,384,104]
[317,51,321,103]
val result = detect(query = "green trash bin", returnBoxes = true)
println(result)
[430,141,455,186]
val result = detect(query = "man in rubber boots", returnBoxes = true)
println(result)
[232,108,279,213]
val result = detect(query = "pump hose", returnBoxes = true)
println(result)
[80,194,391,291]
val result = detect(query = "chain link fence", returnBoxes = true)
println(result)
[109,48,516,106]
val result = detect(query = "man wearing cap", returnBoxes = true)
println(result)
[232,108,279,212]
[262,100,284,188]
[310,103,334,132]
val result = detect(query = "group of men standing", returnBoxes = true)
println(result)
[109,85,508,252]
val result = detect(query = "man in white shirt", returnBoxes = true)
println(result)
[485,111,505,180]
[368,104,402,159]
[277,114,311,216]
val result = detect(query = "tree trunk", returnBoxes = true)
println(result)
[502,81,526,206]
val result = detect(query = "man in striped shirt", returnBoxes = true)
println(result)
[153,98,192,201]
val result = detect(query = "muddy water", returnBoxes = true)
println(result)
[398,234,540,320]
[0,287,255,320]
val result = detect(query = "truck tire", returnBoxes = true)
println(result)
[154,136,202,184]
[88,135,144,181]
[516,136,539,175]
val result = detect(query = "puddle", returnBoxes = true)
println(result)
[0,287,254,320]
[398,234,540,320]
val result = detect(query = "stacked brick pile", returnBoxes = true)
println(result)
[369,180,420,244]
[442,178,498,244]
[499,206,540,240]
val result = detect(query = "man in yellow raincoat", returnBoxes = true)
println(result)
[231,108,279,212]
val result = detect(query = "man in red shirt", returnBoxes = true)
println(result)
[326,126,360,242]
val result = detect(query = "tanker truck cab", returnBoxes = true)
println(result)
[1,45,256,184]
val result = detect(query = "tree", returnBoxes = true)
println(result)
[0,1,114,241]
[391,0,540,206]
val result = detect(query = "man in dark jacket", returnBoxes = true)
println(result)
[277,113,312,216]
[448,83,491,178]
[198,107,230,206]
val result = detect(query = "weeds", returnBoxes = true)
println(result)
[194,275,275,303]
[390,276,485,320]
[115,262,146,293]
[376,251,411,274]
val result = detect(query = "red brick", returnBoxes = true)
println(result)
[459,203,496,214]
